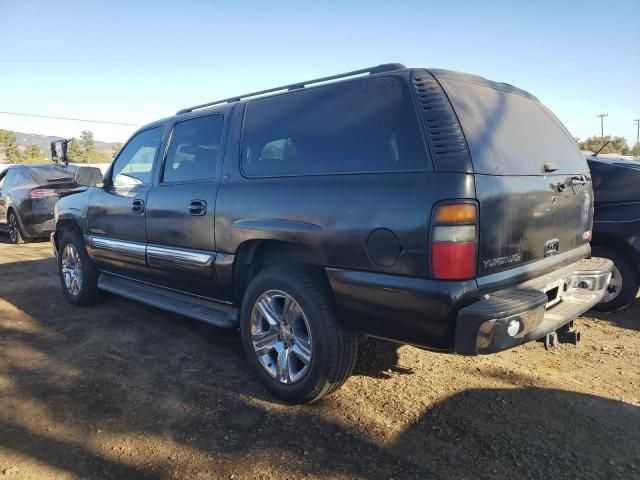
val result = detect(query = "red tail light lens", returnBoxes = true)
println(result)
[431,203,478,280]
[432,242,477,280]
[27,189,57,199]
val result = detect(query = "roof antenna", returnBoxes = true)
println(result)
[592,139,611,157]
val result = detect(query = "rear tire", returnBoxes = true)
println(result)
[592,247,639,312]
[240,265,358,404]
[7,210,29,244]
[57,229,103,306]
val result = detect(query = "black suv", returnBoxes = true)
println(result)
[53,64,612,403]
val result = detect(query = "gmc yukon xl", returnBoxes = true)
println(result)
[52,64,612,403]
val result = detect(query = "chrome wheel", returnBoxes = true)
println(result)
[61,243,83,296]
[8,213,18,243]
[603,264,622,303]
[250,290,313,384]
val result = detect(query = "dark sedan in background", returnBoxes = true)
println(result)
[0,164,101,244]
[587,155,640,311]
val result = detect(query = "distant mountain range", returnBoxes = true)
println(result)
[14,131,117,158]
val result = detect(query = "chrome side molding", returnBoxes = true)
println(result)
[87,235,215,270]
[147,245,214,268]
[87,236,147,259]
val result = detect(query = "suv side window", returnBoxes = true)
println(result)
[1,169,20,189]
[111,126,163,187]
[241,76,428,177]
[162,114,224,183]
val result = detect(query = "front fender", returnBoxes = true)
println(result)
[53,188,93,235]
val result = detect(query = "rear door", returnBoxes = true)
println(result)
[0,168,20,225]
[87,125,165,275]
[144,111,227,298]
[435,73,592,280]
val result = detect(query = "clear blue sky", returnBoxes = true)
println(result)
[1,0,638,145]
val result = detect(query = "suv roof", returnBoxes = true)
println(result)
[172,63,537,118]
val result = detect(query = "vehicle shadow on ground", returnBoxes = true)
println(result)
[0,234,50,245]
[0,257,639,479]
[587,300,640,332]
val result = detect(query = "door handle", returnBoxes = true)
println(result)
[189,199,207,216]
[132,199,145,214]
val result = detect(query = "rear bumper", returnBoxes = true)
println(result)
[24,219,54,239]
[454,257,613,354]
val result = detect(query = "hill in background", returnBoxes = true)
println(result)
[14,131,116,158]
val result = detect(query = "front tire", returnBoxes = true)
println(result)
[592,247,639,312]
[240,265,358,404]
[57,229,103,306]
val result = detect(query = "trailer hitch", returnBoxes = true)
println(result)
[541,321,581,350]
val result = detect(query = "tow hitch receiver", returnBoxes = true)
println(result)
[541,321,581,350]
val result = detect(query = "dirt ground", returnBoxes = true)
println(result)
[0,238,638,480]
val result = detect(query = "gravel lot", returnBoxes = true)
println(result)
[0,238,638,479]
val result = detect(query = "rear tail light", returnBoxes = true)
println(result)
[431,202,478,280]
[27,189,57,199]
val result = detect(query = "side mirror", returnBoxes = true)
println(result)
[74,166,103,187]
[51,139,69,165]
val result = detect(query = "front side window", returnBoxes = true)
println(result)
[241,76,428,176]
[162,114,224,183]
[111,126,163,187]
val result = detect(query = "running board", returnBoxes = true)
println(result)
[98,272,239,328]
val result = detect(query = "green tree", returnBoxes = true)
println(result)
[0,129,23,163]
[23,143,43,163]
[65,138,82,163]
[79,130,97,163]
[630,143,640,157]
[111,142,123,159]
[577,135,630,155]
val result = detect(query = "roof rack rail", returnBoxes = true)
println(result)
[176,63,407,115]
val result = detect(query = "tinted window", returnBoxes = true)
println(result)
[242,76,427,176]
[2,169,21,189]
[163,114,224,183]
[440,78,586,175]
[112,126,163,187]
[30,165,77,184]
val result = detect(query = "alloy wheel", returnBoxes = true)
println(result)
[603,264,622,303]
[8,213,17,243]
[250,290,313,384]
[61,243,83,296]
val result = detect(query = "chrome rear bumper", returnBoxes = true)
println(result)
[455,257,613,354]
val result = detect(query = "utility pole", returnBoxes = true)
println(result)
[596,114,608,137]
[634,119,640,146]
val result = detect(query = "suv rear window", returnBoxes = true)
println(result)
[241,76,428,176]
[439,78,586,175]
[29,165,77,184]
